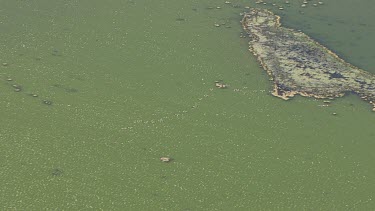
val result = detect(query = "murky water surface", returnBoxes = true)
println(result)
[1,0,375,210]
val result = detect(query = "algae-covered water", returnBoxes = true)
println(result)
[1,0,374,210]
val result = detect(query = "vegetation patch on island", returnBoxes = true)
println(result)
[241,8,375,111]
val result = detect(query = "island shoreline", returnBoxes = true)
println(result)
[241,8,375,111]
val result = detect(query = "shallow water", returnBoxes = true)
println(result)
[0,0,375,210]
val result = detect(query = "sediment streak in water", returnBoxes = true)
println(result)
[242,8,375,111]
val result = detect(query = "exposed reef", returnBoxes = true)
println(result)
[242,8,375,111]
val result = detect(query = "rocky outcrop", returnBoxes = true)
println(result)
[242,8,375,111]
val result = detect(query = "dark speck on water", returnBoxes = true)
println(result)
[51,168,63,176]
[51,49,62,56]
[232,4,242,8]
[64,88,79,93]
[52,84,62,88]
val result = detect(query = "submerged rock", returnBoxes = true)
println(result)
[241,8,375,111]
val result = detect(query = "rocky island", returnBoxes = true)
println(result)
[241,8,375,111]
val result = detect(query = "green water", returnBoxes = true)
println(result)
[1,0,375,210]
